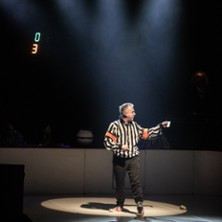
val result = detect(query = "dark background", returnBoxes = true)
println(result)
[0,0,222,149]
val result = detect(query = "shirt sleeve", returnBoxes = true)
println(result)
[147,124,163,139]
[104,122,120,151]
[137,122,163,140]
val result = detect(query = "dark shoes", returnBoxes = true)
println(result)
[109,202,144,216]
[136,201,144,217]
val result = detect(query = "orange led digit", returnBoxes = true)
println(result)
[31,43,38,54]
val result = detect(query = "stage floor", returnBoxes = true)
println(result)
[23,194,222,222]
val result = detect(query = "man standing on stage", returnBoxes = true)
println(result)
[104,102,170,216]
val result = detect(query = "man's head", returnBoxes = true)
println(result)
[119,102,136,122]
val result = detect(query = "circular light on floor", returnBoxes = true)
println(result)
[41,197,187,217]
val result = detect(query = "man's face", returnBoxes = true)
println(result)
[124,106,136,122]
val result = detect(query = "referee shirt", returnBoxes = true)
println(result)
[104,119,162,158]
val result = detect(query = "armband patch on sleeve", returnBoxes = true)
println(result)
[141,128,149,139]
[105,131,117,143]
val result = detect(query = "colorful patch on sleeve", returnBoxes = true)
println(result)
[141,128,149,139]
[105,131,117,143]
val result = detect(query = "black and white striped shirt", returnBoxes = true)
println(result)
[104,119,162,158]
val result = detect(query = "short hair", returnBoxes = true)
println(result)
[119,102,134,116]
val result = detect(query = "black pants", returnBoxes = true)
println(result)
[113,155,143,207]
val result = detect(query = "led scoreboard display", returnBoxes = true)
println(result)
[31,32,41,54]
